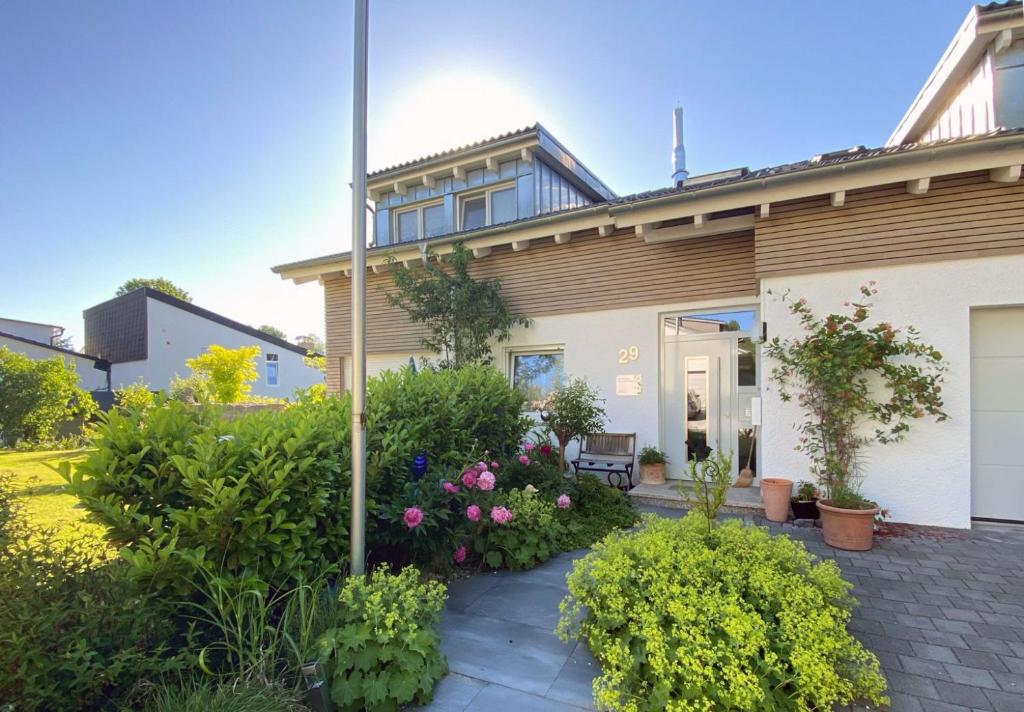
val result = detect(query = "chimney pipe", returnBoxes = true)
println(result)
[672,106,688,186]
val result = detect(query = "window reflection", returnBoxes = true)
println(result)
[512,352,565,410]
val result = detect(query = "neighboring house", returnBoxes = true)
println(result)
[0,320,111,393]
[274,1,1024,528]
[83,288,323,397]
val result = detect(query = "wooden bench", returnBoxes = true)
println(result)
[571,432,636,490]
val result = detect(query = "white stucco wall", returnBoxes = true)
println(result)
[761,253,1024,529]
[0,318,58,345]
[109,297,323,397]
[0,335,110,391]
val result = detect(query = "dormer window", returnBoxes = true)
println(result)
[394,201,445,242]
[458,183,517,231]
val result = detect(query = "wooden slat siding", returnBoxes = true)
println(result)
[755,171,1024,277]
[324,227,756,355]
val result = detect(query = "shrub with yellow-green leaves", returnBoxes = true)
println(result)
[558,513,888,711]
[316,565,447,712]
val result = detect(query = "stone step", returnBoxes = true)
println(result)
[627,481,766,516]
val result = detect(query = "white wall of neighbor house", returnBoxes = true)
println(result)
[760,253,1024,529]
[109,297,323,397]
[0,335,109,391]
[0,318,58,345]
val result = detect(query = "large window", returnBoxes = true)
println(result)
[394,201,445,242]
[511,349,565,410]
[458,183,517,231]
[266,353,279,387]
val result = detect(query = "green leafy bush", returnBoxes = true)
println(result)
[64,397,352,595]
[0,486,188,711]
[0,347,97,446]
[539,377,606,471]
[556,475,639,551]
[316,566,447,712]
[482,487,563,570]
[559,513,888,711]
[186,344,261,404]
[114,380,156,411]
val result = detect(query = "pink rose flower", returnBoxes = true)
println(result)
[466,504,481,522]
[477,471,495,491]
[461,469,478,489]
[557,494,571,509]
[403,507,423,529]
[443,481,460,494]
[490,506,513,525]
[518,455,530,465]
[490,460,500,470]
[453,545,467,564]
[539,443,552,457]
[523,441,535,452]
[476,461,488,472]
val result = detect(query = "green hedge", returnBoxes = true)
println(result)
[558,513,888,711]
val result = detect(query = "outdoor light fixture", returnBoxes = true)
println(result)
[301,660,333,712]
[412,451,428,482]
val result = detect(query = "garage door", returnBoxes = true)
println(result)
[971,308,1024,522]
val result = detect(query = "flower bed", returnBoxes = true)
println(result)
[558,513,888,711]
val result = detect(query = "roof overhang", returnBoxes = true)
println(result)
[888,2,1024,146]
[274,132,1024,284]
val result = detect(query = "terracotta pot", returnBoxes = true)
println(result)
[639,462,666,485]
[817,500,878,551]
[760,478,793,522]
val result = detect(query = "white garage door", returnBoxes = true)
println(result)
[971,308,1024,522]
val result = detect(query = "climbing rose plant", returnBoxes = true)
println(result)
[764,283,947,506]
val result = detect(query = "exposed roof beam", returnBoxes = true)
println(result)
[393,182,408,196]
[511,239,531,252]
[422,175,436,189]
[452,166,466,181]
[343,269,351,277]
[906,177,931,194]
[521,148,533,164]
[641,214,755,244]
[693,214,706,227]
[830,190,846,207]
[634,224,651,238]
[597,224,615,237]
[553,233,571,245]
[371,263,391,274]
[759,203,770,218]
[368,189,379,202]
[472,246,492,258]
[485,157,499,173]
[995,28,1013,54]
[401,258,418,269]
[991,165,1022,183]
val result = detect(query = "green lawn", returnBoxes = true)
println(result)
[0,449,109,551]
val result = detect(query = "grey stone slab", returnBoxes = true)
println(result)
[984,688,1024,712]
[545,642,599,709]
[944,663,1001,689]
[412,673,486,711]
[464,683,592,711]
[992,671,1024,694]
[445,572,502,613]
[465,579,568,631]
[932,679,995,709]
[438,609,574,697]
[912,642,960,664]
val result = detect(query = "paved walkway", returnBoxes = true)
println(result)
[417,507,1024,712]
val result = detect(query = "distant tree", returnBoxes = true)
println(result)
[52,334,74,351]
[116,277,191,302]
[293,333,324,354]
[258,325,287,340]
[385,243,530,368]
[0,348,97,445]
[184,344,260,403]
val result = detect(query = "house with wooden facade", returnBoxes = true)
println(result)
[274,1,1024,528]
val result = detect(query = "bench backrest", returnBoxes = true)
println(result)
[580,432,636,457]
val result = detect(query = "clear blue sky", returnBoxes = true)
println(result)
[0,0,973,348]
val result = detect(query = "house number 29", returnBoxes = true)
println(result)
[618,345,639,363]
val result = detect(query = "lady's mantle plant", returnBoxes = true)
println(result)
[764,283,947,507]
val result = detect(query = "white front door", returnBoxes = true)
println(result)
[971,307,1024,522]
[663,337,735,478]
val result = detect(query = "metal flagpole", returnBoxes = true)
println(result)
[349,0,369,577]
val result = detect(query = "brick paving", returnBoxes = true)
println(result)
[419,507,1024,712]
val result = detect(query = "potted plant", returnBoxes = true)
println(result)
[765,283,947,551]
[790,481,820,520]
[760,477,793,522]
[638,446,668,484]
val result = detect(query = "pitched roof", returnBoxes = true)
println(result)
[273,127,1024,275]
[368,125,538,179]
[0,330,109,367]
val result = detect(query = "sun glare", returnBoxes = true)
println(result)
[369,69,543,171]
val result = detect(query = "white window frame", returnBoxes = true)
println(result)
[266,353,280,387]
[457,181,517,231]
[507,345,565,413]
[393,199,444,242]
